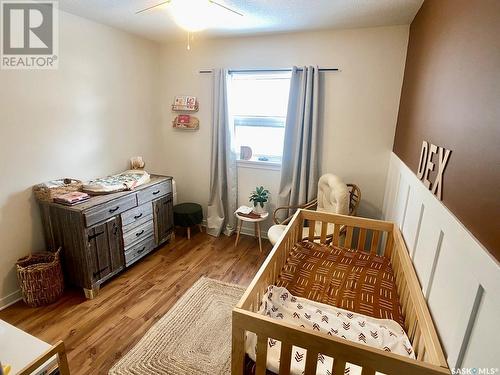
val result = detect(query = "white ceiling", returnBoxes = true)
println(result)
[58,0,424,42]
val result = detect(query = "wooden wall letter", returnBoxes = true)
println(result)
[423,143,438,189]
[416,140,451,201]
[431,147,451,200]
[417,141,428,179]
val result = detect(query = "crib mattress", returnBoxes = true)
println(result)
[276,241,405,327]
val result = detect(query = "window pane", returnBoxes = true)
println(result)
[229,71,291,162]
[235,125,285,160]
[230,73,291,117]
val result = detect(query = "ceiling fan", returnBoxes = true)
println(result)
[136,0,244,49]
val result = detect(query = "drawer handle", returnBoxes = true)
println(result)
[137,246,146,254]
[109,206,120,213]
[136,229,145,237]
[152,190,161,195]
[134,213,143,220]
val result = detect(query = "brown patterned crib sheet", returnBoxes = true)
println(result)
[276,241,405,326]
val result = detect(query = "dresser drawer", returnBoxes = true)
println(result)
[122,213,152,233]
[123,220,154,249]
[137,180,171,205]
[84,195,137,227]
[124,235,155,266]
[121,202,153,228]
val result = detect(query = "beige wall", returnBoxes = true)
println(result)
[0,23,409,305]
[0,11,160,306]
[156,26,409,233]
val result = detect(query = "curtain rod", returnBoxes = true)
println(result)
[198,67,340,74]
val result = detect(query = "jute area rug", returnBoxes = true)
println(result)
[109,277,245,375]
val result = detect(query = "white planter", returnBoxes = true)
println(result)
[253,203,268,215]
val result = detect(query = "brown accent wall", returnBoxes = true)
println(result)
[393,0,500,261]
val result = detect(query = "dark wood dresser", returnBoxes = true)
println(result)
[38,175,174,299]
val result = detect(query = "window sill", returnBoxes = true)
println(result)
[237,159,281,171]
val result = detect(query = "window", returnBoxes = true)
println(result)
[229,71,291,164]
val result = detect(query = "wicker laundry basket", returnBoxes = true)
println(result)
[16,248,64,307]
[33,178,82,202]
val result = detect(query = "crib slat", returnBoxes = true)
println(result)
[417,337,426,361]
[332,224,340,246]
[255,335,268,375]
[279,342,292,375]
[304,350,318,375]
[332,358,346,375]
[384,232,394,257]
[308,222,315,241]
[320,222,328,243]
[370,230,380,254]
[232,326,246,375]
[297,217,305,242]
[357,228,367,251]
[413,329,421,353]
[345,227,353,248]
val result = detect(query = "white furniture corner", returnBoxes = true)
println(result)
[0,319,58,374]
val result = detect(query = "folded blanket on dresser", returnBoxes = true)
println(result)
[245,286,414,375]
[82,170,150,194]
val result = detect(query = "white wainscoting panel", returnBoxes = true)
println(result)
[382,153,500,369]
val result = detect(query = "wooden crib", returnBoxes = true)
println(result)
[232,209,450,375]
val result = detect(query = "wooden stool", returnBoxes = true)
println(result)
[173,203,203,239]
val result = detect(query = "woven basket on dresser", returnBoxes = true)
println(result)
[16,248,64,307]
[33,178,82,202]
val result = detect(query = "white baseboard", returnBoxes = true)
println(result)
[0,289,22,311]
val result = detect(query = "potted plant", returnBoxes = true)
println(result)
[249,186,270,214]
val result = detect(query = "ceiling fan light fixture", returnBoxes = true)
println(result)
[169,0,212,32]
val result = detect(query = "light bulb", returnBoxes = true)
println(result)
[169,0,211,32]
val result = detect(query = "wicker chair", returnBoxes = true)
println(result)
[268,182,361,245]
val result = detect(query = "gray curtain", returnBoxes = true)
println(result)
[278,66,320,213]
[207,69,238,237]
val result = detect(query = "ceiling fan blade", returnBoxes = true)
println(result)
[208,0,244,16]
[135,0,171,14]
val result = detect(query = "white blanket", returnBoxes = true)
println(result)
[246,286,415,375]
[83,170,150,194]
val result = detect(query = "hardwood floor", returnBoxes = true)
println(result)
[0,230,272,375]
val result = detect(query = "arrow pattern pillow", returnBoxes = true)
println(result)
[245,285,414,375]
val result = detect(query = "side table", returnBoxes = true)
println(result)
[234,211,269,252]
